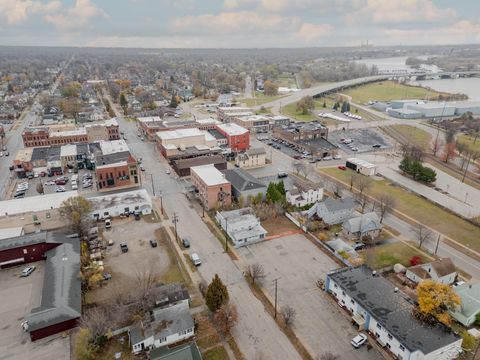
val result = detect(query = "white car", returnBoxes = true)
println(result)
[333,155,342,160]
[83,182,92,188]
[55,186,66,192]
[45,180,56,186]
[323,156,333,161]
[165,169,171,174]
[351,333,367,348]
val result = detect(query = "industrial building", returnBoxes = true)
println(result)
[88,188,153,220]
[345,158,377,176]
[406,102,456,118]
[387,108,423,119]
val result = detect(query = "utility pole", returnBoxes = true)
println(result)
[159,190,164,215]
[225,217,229,252]
[150,173,155,196]
[434,234,441,255]
[461,152,472,183]
[274,278,278,319]
[172,213,179,244]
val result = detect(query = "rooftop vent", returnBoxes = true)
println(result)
[394,287,399,293]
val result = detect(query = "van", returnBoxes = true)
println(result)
[105,219,112,229]
[71,183,78,190]
[190,253,201,266]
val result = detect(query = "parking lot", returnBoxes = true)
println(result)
[10,168,96,199]
[92,217,171,304]
[329,128,392,154]
[0,262,70,360]
[236,233,383,360]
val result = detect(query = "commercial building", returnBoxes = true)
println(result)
[215,123,250,152]
[22,118,120,147]
[217,107,254,122]
[137,117,218,141]
[216,208,268,248]
[387,108,423,119]
[326,266,462,360]
[345,158,377,176]
[231,115,270,133]
[88,189,152,220]
[171,154,227,177]
[406,102,456,118]
[191,164,231,210]
[235,147,266,168]
[223,168,267,202]
[0,232,81,340]
[156,128,219,159]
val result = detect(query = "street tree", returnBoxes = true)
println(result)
[169,92,179,108]
[60,196,92,238]
[281,305,296,327]
[119,92,128,108]
[416,280,460,325]
[414,223,432,249]
[79,307,110,344]
[36,182,44,195]
[356,193,369,214]
[214,302,239,335]
[296,96,315,115]
[354,174,372,195]
[246,263,265,285]
[377,194,396,223]
[263,80,278,96]
[205,274,229,312]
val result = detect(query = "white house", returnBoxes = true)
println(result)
[306,197,355,225]
[342,212,382,241]
[450,282,480,327]
[130,302,194,354]
[286,178,323,207]
[216,208,268,248]
[326,266,462,360]
[406,258,457,285]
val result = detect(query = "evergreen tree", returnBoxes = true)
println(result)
[205,274,229,312]
[119,92,127,108]
[323,100,326,108]
[277,180,286,195]
[169,93,178,108]
[333,102,339,111]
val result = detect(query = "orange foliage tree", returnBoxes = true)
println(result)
[416,280,460,325]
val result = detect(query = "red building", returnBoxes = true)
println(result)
[95,153,139,190]
[215,123,250,152]
[0,232,81,341]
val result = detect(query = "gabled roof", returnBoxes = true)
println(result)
[321,197,355,212]
[153,283,191,309]
[451,283,480,323]
[150,342,202,360]
[223,168,266,193]
[431,258,456,277]
[343,212,381,233]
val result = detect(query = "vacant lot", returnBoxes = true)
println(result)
[241,92,286,107]
[391,125,432,149]
[329,128,392,154]
[363,242,429,269]
[261,216,299,236]
[320,167,480,252]
[458,134,480,153]
[343,80,450,104]
[0,262,70,360]
[237,234,383,360]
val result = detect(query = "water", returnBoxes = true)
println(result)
[409,78,480,101]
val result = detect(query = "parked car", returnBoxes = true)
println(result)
[105,219,112,229]
[338,165,347,170]
[45,180,56,186]
[333,155,342,160]
[83,182,92,188]
[5,151,9,156]
[55,186,66,192]
[140,165,145,171]
[182,237,191,248]
[149,239,158,248]
[190,253,201,266]
[9,165,14,171]
[103,273,112,280]
[20,266,36,277]
[323,156,333,161]
[352,242,366,251]
[351,333,367,348]
[120,243,128,253]
[55,179,66,185]
[372,144,381,148]
[165,168,171,174]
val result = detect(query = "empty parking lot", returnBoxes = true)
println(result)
[329,128,393,154]
[0,262,70,360]
[236,233,383,360]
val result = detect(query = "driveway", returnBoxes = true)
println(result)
[0,263,70,360]
[237,234,383,360]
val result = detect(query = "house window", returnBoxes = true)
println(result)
[159,337,167,343]
[375,332,380,338]
[376,323,382,330]
[334,284,338,289]
[399,345,405,351]
[23,249,28,254]
[387,334,392,340]
[350,299,355,305]
[342,291,345,296]
[386,343,391,349]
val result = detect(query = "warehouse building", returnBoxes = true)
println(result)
[387,108,423,119]
[88,188,152,220]
[346,158,377,176]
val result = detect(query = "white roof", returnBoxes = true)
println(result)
[156,128,205,141]
[218,107,252,112]
[0,227,23,240]
[96,161,128,169]
[88,189,152,212]
[196,118,221,125]
[49,128,86,137]
[137,116,161,123]
[86,118,118,127]
[99,139,130,155]
[61,144,77,157]
[347,158,376,169]
[217,123,249,136]
[0,191,78,216]
[191,164,230,186]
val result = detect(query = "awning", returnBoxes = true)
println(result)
[0,257,24,266]
[352,313,365,328]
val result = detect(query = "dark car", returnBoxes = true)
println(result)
[149,239,158,248]
[103,273,112,280]
[9,165,14,171]
[120,243,128,253]
[14,191,26,198]
[55,179,66,185]
[372,144,381,148]
[182,237,191,248]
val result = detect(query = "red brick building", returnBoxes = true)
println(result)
[190,164,231,210]
[95,154,139,190]
[215,123,250,152]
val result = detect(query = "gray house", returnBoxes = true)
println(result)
[342,212,382,241]
[223,168,267,203]
[306,197,356,225]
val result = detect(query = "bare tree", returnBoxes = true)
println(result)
[281,305,296,327]
[355,175,372,195]
[214,302,239,335]
[356,193,369,214]
[246,263,265,285]
[431,136,444,157]
[377,194,396,223]
[317,352,338,360]
[134,264,158,312]
[414,224,433,249]
[79,306,110,342]
[292,161,305,176]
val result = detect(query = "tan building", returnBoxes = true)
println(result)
[232,115,270,133]
[235,147,266,168]
[190,164,231,210]
[156,128,218,158]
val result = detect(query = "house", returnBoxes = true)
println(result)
[223,168,267,203]
[450,283,480,327]
[406,258,457,285]
[150,342,202,360]
[216,208,268,248]
[152,283,191,309]
[326,266,462,360]
[190,164,231,210]
[130,302,195,354]
[306,197,356,225]
[235,147,266,168]
[286,178,323,207]
[342,212,382,241]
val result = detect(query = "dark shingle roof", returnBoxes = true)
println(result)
[323,197,355,212]
[223,168,267,192]
[329,266,460,354]
[150,342,202,360]
[153,283,191,309]
[31,147,49,162]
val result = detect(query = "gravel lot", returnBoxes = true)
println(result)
[236,234,383,360]
[0,262,70,360]
[329,128,392,154]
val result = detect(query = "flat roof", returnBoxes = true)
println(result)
[0,191,78,216]
[0,227,23,240]
[88,189,151,212]
[49,128,86,137]
[60,144,77,157]
[15,148,33,162]
[191,164,229,186]
[216,123,249,136]
[99,139,130,155]
[156,128,205,141]
[137,116,162,123]
[346,158,376,168]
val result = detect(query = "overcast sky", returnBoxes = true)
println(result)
[0,0,479,48]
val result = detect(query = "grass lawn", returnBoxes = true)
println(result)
[458,134,480,153]
[363,242,429,269]
[261,216,299,236]
[391,125,432,148]
[276,75,297,88]
[282,98,333,122]
[203,346,230,360]
[241,92,286,107]
[96,338,134,360]
[320,167,480,252]
[155,227,191,285]
[343,80,451,104]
